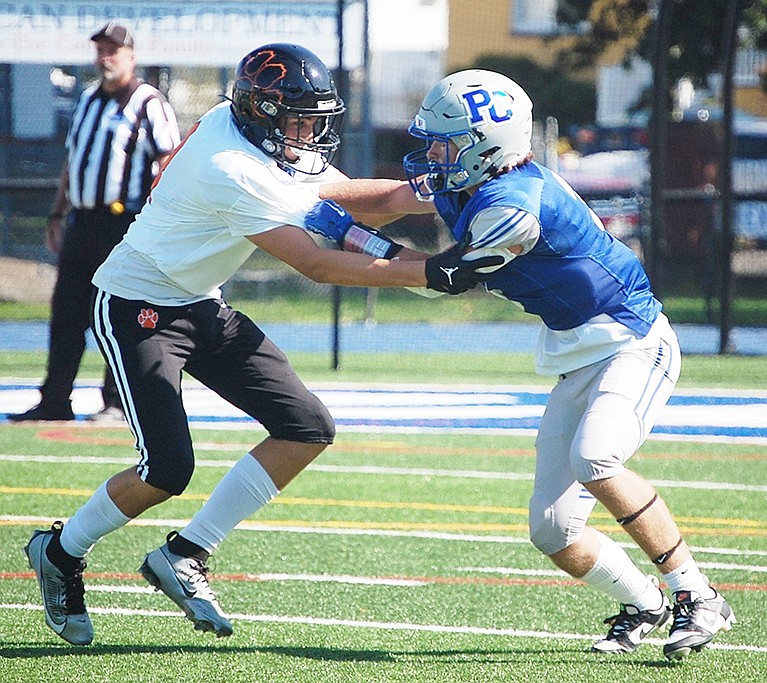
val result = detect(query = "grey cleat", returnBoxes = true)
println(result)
[24,521,93,646]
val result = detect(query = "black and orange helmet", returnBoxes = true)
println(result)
[231,43,345,174]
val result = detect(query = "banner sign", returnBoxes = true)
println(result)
[0,1,362,66]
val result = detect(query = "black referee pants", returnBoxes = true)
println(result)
[40,208,135,409]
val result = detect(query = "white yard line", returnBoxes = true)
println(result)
[4,382,767,444]
[3,453,767,492]
[1,602,765,654]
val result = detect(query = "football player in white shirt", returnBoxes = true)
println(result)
[308,70,735,661]
[23,44,503,646]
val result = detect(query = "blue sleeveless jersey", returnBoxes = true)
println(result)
[434,162,660,336]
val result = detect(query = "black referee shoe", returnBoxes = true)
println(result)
[9,402,75,422]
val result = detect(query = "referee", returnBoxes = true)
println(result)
[11,21,180,423]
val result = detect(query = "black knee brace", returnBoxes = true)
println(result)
[616,493,658,526]
[652,537,684,565]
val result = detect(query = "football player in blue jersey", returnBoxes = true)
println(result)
[309,70,734,660]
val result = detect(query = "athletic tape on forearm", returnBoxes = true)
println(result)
[342,224,403,259]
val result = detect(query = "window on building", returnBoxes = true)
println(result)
[510,0,558,35]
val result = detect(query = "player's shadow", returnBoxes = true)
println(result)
[261,645,678,668]
[0,642,677,668]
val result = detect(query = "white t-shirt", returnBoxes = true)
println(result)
[93,102,334,305]
[533,312,675,376]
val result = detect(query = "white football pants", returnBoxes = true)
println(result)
[528,314,681,555]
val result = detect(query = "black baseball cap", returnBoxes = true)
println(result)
[90,21,134,48]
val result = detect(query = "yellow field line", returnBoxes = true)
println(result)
[1,485,764,535]
[0,485,209,501]
[4,516,761,537]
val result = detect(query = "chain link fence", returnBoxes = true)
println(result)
[1,1,766,356]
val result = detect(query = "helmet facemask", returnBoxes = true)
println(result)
[404,123,478,197]
[270,107,343,175]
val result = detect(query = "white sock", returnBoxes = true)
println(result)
[180,454,279,553]
[663,557,716,598]
[60,482,132,557]
[581,531,664,611]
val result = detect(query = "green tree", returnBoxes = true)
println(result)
[558,0,767,88]
[743,0,767,91]
[744,0,767,49]
[555,0,593,25]
[558,0,651,71]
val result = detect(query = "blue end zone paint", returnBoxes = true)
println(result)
[2,381,766,441]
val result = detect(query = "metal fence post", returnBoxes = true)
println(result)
[719,0,745,354]
[649,0,673,297]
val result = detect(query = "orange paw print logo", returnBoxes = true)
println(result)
[137,308,159,329]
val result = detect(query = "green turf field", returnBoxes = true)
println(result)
[1,416,765,682]
[1,349,765,680]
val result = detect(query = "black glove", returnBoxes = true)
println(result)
[424,232,506,294]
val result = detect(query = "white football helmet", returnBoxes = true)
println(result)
[403,70,533,197]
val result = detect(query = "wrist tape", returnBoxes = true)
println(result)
[342,224,403,259]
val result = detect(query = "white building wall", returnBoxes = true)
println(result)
[12,64,55,138]
[596,58,653,126]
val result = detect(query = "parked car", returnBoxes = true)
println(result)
[557,149,648,258]
[560,112,767,258]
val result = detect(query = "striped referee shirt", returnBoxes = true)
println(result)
[65,76,180,212]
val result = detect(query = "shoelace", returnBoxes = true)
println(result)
[187,559,214,589]
[193,561,209,579]
[670,599,699,633]
[62,561,87,615]
[603,606,645,636]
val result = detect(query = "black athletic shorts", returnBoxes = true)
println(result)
[91,289,335,494]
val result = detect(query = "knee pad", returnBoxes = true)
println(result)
[528,495,570,556]
[528,480,597,556]
[142,452,195,496]
[570,409,637,483]
[571,456,627,485]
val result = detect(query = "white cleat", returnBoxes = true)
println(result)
[592,577,671,654]
[139,537,233,638]
[663,588,735,661]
